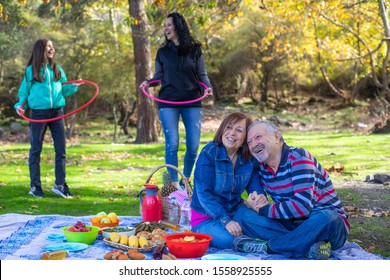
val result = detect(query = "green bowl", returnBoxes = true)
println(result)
[62,226,100,245]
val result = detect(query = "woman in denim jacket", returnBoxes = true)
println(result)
[190,112,266,249]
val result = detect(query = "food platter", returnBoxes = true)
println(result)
[103,238,163,253]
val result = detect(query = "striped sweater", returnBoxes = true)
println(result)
[257,143,350,232]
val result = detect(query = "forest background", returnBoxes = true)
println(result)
[0,0,389,257]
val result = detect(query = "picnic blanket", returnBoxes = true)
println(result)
[0,213,385,260]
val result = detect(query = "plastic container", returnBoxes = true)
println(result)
[159,220,180,231]
[90,219,120,235]
[179,198,191,231]
[101,226,136,239]
[41,250,68,260]
[168,197,179,224]
[62,225,100,245]
[138,184,163,222]
[163,232,212,258]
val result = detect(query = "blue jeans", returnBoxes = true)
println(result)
[29,109,66,188]
[240,209,349,258]
[192,204,259,249]
[159,107,202,182]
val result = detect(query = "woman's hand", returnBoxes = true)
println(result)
[16,106,24,116]
[139,80,148,89]
[225,220,242,237]
[205,87,213,96]
[247,192,269,212]
[72,79,84,86]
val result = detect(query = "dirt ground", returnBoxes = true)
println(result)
[202,106,390,257]
[336,181,390,257]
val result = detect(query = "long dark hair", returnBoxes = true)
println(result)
[27,38,61,82]
[213,112,253,161]
[163,12,201,55]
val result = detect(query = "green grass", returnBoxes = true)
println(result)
[1,120,390,257]
[1,125,389,217]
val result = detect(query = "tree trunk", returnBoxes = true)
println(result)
[128,0,158,143]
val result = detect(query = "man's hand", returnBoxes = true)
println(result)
[225,220,242,237]
[247,192,269,212]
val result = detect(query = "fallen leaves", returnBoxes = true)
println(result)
[325,163,345,173]
[344,205,390,218]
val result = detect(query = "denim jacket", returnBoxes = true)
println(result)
[191,141,265,227]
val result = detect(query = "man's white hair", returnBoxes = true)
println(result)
[248,119,284,142]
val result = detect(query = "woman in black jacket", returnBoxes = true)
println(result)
[141,12,213,190]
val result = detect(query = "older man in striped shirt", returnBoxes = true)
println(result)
[233,120,350,260]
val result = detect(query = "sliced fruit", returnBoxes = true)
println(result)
[100,217,111,224]
[183,236,195,242]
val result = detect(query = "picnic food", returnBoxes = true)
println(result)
[91,211,118,224]
[62,225,99,245]
[119,234,128,245]
[134,221,165,233]
[162,253,178,260]
[128,235,139,247]
[66,221,91,232]
[127,249,146,260]
[101,226,135,239]
[164,232,212,258]
[103,249,146,260]
[41,250,68,260]
[104,249,128,260]
[138,236,149,248]
[109,232,120,243]
[136,231,153,239]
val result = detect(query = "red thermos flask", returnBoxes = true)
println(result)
[138,184,162,222]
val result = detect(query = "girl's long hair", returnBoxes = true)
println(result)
[163,12,201,55]
[27,38,61,82]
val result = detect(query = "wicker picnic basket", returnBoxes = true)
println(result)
[144,164,193,221]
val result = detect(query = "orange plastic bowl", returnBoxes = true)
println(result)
[163,232,213,259]
[90,219,120,234]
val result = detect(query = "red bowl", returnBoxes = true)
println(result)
[163,232,213,258]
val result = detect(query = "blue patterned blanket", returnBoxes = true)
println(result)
[0,213,385,260]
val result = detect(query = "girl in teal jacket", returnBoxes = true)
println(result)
[14,38,79,198]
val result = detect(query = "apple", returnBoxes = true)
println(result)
[96,211,107,218]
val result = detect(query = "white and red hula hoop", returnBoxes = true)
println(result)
[19,80,99,123]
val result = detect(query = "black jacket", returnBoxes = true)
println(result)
[149,41,212,108]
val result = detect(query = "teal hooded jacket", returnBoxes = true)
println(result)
[14,64,78,110]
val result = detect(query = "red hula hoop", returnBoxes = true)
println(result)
[19,80,99,123]
[142,79,209,105]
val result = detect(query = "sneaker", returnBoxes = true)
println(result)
[232,235,268,254]
[307,241,332,260]
[29,186,45,198]
[63,184,74,198]
[51,184,73,198]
